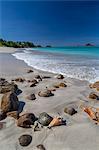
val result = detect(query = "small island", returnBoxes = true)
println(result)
[85,43,94,47]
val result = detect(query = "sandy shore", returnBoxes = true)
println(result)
[0,47,17,53]
[0,47,99,150]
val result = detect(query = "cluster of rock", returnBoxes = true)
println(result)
[0,74,68,122]
[0,74,69,148]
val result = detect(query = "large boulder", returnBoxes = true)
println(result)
[18,134,32,146]
[0,81,18,94]
[38,89,54,97]
[38,112,53,126]
[17,113,36,128]
[1,92,19,113]
[64,107,77,116]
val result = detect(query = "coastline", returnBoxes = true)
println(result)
[0,47,99,150]
[12,46,99,83]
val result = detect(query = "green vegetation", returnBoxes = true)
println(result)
[0,38,37,48]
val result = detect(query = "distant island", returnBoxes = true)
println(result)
[85,43,94,47]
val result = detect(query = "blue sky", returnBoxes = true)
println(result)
[1,1,99,46]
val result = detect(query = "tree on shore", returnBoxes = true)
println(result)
[0,38,36,48]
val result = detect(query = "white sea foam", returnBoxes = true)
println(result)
[12,50,99,83]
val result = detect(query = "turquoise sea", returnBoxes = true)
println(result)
[12,47,99,82]
[31,46,99,57]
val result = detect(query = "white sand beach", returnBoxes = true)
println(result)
[0,47,99,150]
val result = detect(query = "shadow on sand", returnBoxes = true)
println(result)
[18,101,25,114]
[15,88,22,96]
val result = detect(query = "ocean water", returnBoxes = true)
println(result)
[12,47,99,83]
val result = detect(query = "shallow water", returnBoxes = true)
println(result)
[12,47,99,82]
